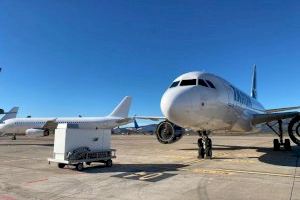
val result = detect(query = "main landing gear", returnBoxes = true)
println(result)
[197,131,212,159]
[266,119,291,151]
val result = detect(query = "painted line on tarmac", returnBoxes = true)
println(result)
[180,159,203,165]
[188,168,300,178]
[25,178,48,185]
[2,158,45,163]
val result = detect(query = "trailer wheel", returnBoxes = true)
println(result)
[76,163,84,171]
[105,159,113,167]
[58,163,65,168]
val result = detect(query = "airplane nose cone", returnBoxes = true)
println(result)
[160,88,193,126]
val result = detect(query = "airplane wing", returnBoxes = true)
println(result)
[266,106,300,113]
[116,118,134,124]
[42,119,58,131]
[252,112,299,125]
[134,116,166,121]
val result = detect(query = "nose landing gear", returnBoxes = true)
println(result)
[197,131,212,159]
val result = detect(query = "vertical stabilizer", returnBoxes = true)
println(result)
[251,65,257,99]
[109,96,132,118]
[0,107,19,122]
[134,119,140,129]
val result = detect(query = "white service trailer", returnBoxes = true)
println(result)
[48,124,116,171]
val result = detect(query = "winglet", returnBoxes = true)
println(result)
[109,96,132,118]
[0,107,19,123]
[251,65,257,99]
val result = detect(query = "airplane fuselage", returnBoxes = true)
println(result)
[0,116,130,134]
[160,72,265,132]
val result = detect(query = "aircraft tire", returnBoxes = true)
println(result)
[284,139,292,151]
[205,138,212,159]
[198,138,203,148]
[273,139,280,151]
[198,147,205,159]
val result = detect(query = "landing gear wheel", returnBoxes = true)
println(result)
[58,163,65,168]
[105,159,113,167]
[205,138,212,159]
[198,138,203,148]
[284,139,292,151]
[197,138,205,159]
[11,135,16,140]
[198,147,205,159]
[273,139,280,151]
[76,163,84,171]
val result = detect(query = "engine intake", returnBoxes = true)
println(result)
[155,121,184,144]
[288,115,300,146]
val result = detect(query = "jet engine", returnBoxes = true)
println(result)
[155,121,184,144]
[25,129,50,137]
[288,115,300,145]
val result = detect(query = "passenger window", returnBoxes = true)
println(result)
[180,79,196,86]
[169,81,180,88]
[198,79,208,87]
[206,80,216,88]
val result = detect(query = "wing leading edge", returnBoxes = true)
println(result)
[252,112,299,125]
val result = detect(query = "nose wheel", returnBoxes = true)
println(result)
[197,131,212,159]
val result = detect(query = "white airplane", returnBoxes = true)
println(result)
[137,66,300,159]
[0,97,132,137]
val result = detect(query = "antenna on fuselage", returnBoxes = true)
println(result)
[251,65,257,99]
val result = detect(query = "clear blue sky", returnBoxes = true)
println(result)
[0,0,300,118]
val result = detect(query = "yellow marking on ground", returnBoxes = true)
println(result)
[192,168,233,175]
[221,159,256,164]
[189,168,300,178]
[181,159,203,165]
[2,157,45,163]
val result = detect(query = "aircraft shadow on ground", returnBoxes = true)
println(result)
[179,145,300,167]
[0,143,54,146]
[77,163,188,174]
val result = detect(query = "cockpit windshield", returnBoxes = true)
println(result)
[169,81,180,88]
[180,79,196,86]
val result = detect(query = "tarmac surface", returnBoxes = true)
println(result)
[0,134,300,200]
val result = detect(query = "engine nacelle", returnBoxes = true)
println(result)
[288,115,300,146]
[155,121,184,144]
[25,129,49,137]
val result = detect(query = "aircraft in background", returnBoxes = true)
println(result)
[133,120,157,135]
[112,120,157,135]
[0,107,19,123]
[137,66,300,159]
[0,97,133,138]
